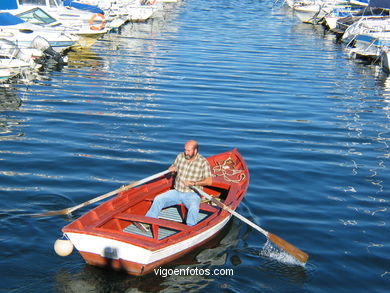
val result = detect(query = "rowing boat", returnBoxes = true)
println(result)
[62,148,249,275]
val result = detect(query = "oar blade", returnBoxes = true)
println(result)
[192,185,309,264]
[32,208,70,217]
[268,232,309,264]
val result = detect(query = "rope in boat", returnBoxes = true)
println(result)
[212,157,246,183]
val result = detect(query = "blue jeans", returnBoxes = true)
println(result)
[145,189,201,226]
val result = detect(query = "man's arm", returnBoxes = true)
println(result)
[193,177,212,187]
[192,159,213,186]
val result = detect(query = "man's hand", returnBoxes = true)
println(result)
[184,180,194,187]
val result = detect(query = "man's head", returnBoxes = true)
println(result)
[184,140,198,160]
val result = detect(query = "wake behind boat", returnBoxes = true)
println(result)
[61,148,249,275]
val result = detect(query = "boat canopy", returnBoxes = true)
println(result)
[0,12,25,26]
[0,0,18,10]
[369,0,390,9]
[63,0,105,15]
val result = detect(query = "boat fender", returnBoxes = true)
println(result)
[54,238,74,257]
[90,13,106,31]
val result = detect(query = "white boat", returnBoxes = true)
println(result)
[0,70,16,82]
[81,0,159,23]
[0,12,78,53]
[351,34,390,60]
[342,15,390,43]
[12,0,124,31]
[287,0,354,24]
[341,16,390,61]
[286,0,324,23]
[0,38,41,82]
[61,0,127,29]
[332,0,390,35]
[323,4,366,29]
[14,7,107,49]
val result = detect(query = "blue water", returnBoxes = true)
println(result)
[0,1,389,292]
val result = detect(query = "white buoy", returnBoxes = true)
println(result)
[54,238,74,257]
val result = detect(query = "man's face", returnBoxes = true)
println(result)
[184,144,196,160]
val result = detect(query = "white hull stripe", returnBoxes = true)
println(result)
[66,216,231,265]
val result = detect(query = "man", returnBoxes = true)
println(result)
[145,140,212,226]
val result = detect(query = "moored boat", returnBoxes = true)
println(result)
[14,7,108,49]
[62,148,249,275]
[0,12,78,53]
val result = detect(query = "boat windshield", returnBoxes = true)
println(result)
[16,8,57,25]
[18,0,59,8]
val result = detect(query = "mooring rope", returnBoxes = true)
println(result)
[212,157,246,183]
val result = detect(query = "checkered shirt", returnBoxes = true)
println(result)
[172,152,212,192]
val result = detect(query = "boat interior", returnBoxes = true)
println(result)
[67,181,233,243]
[116,183,231,241]
[65,151,248,244]
[121,183,232,240]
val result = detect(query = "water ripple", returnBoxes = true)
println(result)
[0,1,389,292]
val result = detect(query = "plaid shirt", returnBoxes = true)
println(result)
[172,152,212,192]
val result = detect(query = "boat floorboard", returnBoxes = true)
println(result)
[122,206,212,239]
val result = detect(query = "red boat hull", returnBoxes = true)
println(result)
[63,149,249,275]
[78,217,231,275]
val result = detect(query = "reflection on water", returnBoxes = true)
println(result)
[0,85,23,143]
[1,1,390,292]
[0,86,21,112]
[376,73,390,123]
[66,49,106,70]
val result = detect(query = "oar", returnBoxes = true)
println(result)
[33,170,170,217]
[191,186,309,264]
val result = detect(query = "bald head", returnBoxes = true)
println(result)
[185,140,198,149]
[184,140,198,160]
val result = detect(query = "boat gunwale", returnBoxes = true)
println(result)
[63,148,249,251]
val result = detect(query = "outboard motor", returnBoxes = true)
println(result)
[30,36,66,64]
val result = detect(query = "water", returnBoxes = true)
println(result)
[0,0,389,292]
